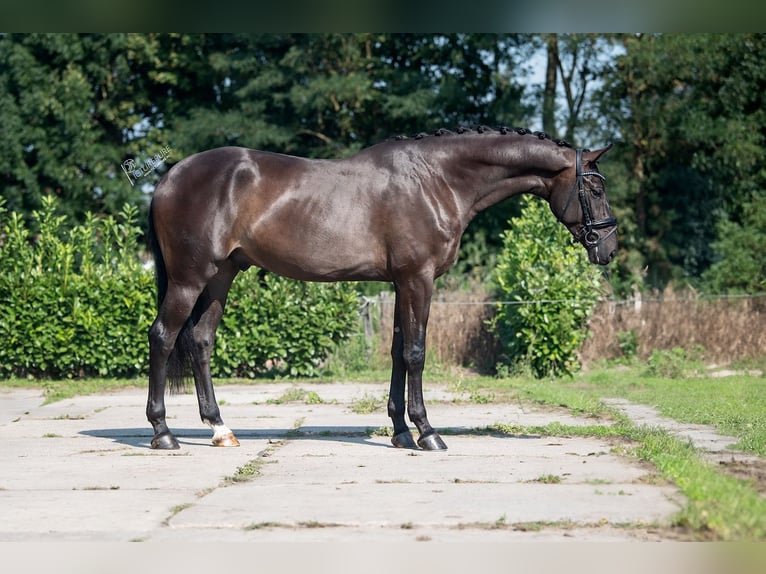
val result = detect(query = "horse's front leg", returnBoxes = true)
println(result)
[394,275,447,451]
[388,287,417,449]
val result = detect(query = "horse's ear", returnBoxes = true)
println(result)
[587,143,614,164]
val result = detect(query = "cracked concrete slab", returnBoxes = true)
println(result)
[0,383,681,541]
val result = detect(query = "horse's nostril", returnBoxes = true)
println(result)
[608,249,617,262]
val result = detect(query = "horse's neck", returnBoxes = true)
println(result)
[446,136,572,222]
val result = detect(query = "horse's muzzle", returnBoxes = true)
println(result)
[587,246,615,265]
[585,226,618,266]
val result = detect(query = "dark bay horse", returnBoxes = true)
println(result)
[146,126,617,451]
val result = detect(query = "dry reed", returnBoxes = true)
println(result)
[373,286,499,372]
[363,286,766,372]
[581,288,766,367]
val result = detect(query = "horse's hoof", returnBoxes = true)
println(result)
[151,431,180,450]
[212,432,240,447]
[417,432,447,451]
[391,430,418,449]
[209,423,240,447]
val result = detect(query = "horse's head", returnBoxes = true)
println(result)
[550,145,618,265]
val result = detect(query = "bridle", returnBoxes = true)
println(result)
[559,148,617,247]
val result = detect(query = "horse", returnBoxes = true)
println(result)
[146,126,618,451]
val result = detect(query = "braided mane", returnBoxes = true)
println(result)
[391,125,572,148]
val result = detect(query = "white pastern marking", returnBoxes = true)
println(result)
[205,422,234,441]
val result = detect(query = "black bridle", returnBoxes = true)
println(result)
[560,148,617,247]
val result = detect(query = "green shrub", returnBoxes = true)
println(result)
[702,191,766,294]
[491,196,603,378]
[616,329,639,362]
[645,346,705,379]
[0,196,358,379]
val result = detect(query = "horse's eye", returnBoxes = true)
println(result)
[591,187,603,198]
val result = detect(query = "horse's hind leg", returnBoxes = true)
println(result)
[189,261,240,447]
[147,283,202,449]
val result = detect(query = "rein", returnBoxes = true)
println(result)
[560,149,617,247]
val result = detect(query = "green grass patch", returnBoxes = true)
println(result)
[222,441,284,485]
[349,392,384,414]
[223,459,263,484]
[530,474,562,484]
[635,428,766,540]
[266,387,325,405]
[0,377,144,404]
[489,421,626,438]
[487,417,766,540]
[367,425,393,437]
[462,368,766,457]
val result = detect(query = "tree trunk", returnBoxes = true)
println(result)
[542,35,559,137]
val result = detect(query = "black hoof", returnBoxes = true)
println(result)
[391,430,418,449]
[417,432,448,451]
[151,431,180,450]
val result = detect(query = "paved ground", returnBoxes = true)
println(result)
[0,382,685,542]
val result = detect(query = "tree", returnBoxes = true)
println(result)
[539,34,615,143]
[542,34,558,136]
[0,34,185,223]
[702,192,766,294]
[596,33,766,291]
[168,34,534,159]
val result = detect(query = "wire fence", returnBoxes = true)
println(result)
[421,291,766,307]
[354,290,766,370]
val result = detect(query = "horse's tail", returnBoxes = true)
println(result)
[148,199,193,394]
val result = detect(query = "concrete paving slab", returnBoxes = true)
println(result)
[0,383,682,541]
[221,431,647,487]
[150,523,670,542]
[0,388,44,423]
[169,435,678,529]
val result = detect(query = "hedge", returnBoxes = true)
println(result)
[0,196,359,379]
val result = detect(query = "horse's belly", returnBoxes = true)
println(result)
[242,231,387,283]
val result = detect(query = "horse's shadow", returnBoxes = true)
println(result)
[79,426,399,450]
[80,425,540,449]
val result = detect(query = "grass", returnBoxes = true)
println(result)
[349,392,384,414]
[0,376,144,403]
[484,420,766,540]
[267,387,325,405]
[222,441,284,485]
[162,503,193,526]
[223,459,264,484]
[635,428,766,539]
[530,474,563,484]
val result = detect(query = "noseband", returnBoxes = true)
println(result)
[559,149,617,247]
